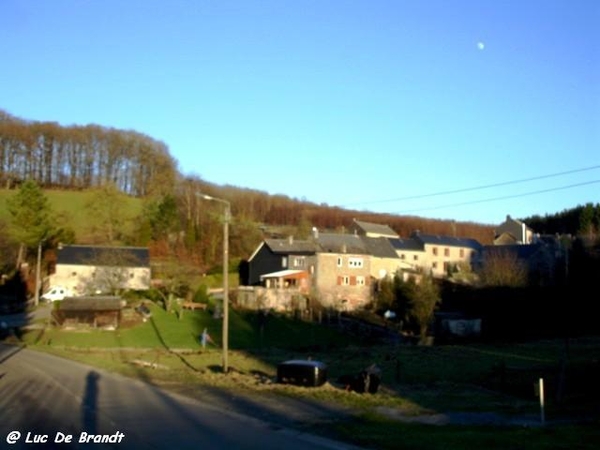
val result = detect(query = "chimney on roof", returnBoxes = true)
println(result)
[312,227,319,240]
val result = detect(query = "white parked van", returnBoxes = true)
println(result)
[41,286,73,302]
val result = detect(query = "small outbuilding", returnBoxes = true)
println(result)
[54,296,124,329]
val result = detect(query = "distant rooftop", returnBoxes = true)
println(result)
[351,219,399,238]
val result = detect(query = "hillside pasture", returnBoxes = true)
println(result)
[0,188,143,243]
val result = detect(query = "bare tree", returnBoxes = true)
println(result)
[479,248,528,287]
[85,183,130,244]
[79,247,149,296]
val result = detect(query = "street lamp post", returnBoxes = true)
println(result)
[34,240,43,307]
[197,193,230,373]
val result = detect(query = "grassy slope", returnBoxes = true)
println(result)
[0,188,143,241]
[20,302,600,450]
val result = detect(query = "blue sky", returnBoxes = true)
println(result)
[1,1,598,225]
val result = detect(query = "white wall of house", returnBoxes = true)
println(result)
[393,246,477,277]
[49,264,151,295]
[421,244,477,277]
[236,286,308,312]
[394,249,425,272]
[370,256,412,280]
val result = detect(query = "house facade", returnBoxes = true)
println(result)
[48,245,151,295]
[412,232,482,278]
[242,237,317,286]
[389,232,481,278]
[390,236,426,273]
[312,233,373,310]
[242,221,485,310]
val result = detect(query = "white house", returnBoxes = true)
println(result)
[47,245,151,295]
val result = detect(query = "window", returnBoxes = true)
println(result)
[432,262,438,269]
[400,254,405,260]
[444,248,450,257]
[413,255,419,261]
[281,257,287,268]
[338,276,350,286]
[356,276,366,285]
[337,257,343,267]
[293,257,305,268]
[459,248,464,258]
[432,247,438,256]
[348,257,364,268]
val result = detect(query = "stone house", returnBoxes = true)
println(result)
[242,220,485,310]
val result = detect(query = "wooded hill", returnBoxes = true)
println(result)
[2,108,597,271]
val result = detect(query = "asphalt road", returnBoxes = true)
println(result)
[0,344,364,450]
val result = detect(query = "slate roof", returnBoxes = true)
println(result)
[362,237,400,258]
[57,245,150,267]
[316,233,369,254]
[412,233,482,250]
[352,219,399,238]
[389,237,425,252]
[60,297,123,311]
[251,230,483,260]
[264,239,318,254]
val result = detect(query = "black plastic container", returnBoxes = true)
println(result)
[277,360,328,387]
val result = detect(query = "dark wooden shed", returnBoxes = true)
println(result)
[54,296,124,329]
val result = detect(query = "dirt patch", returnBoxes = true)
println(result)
[374,406,543,426]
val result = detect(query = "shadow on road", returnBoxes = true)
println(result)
[0,343,24,364]
[82,371,100,434]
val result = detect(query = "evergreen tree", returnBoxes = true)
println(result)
[7,179,55,253]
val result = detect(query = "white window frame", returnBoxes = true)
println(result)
[348,257,363,268]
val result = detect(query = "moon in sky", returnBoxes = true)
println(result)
[477,42,485,50]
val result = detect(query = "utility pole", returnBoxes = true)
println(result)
[197,193,230,373]
[34,241,42,307]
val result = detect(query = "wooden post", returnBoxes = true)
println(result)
[539,377,545,425]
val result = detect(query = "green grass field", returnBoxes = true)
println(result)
[19,301,600,450]
[0,188,143,241]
